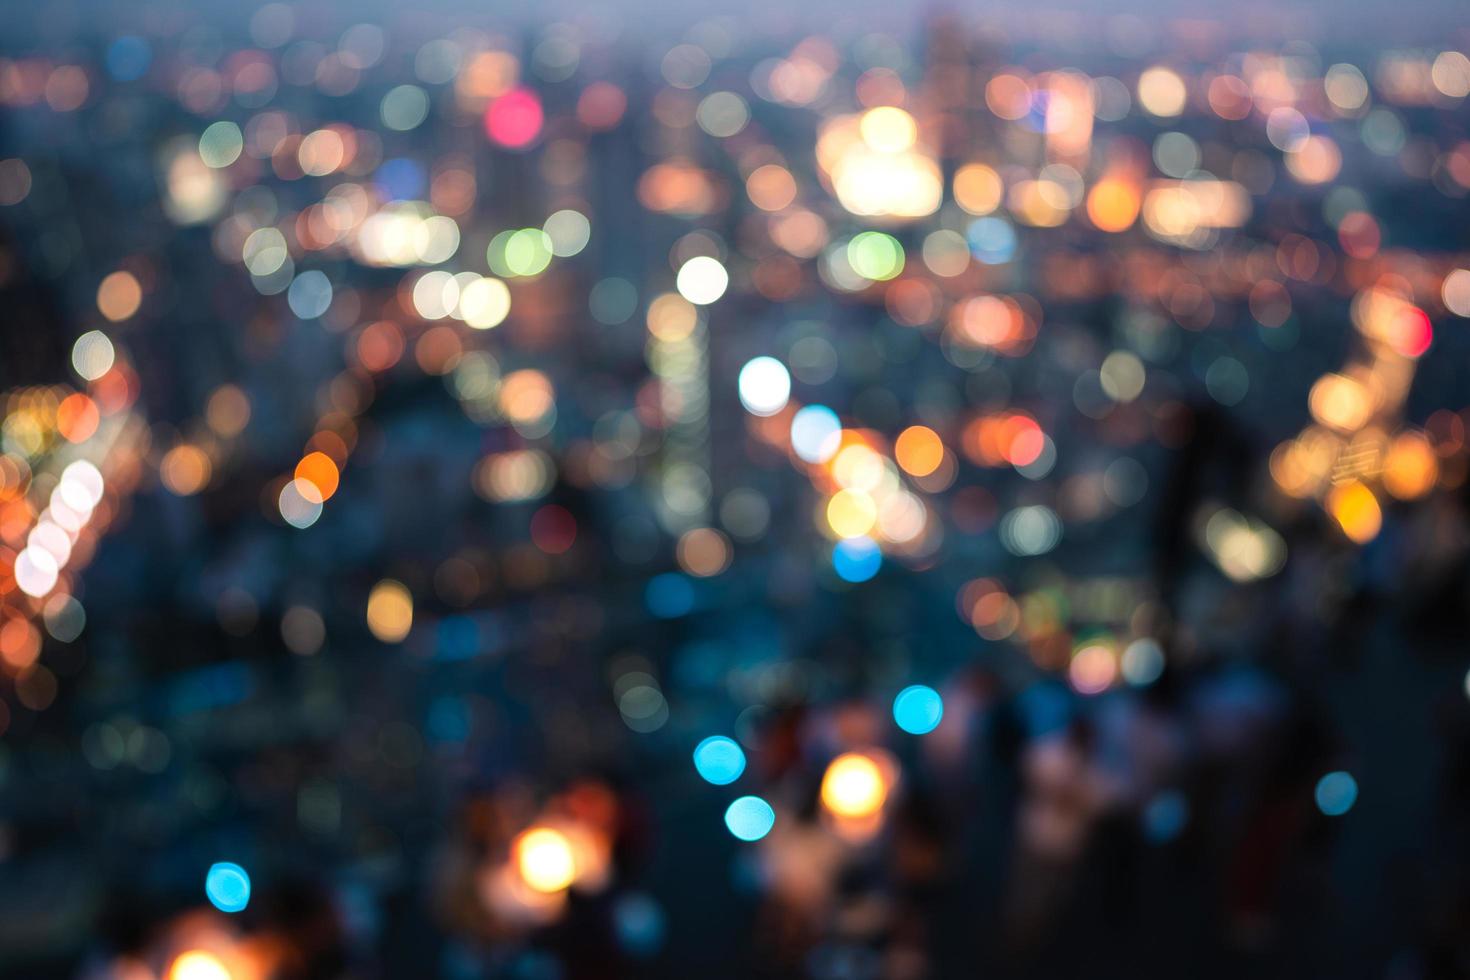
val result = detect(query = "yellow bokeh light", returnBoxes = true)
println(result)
[646,292,698,342]
[366,579,413,643]
[859,106,918,153]
[953,163,1002,215]
[161,445,213,496]
[166,951,233,980]
[1086,178,1141,232]
[514,826,577,893]
[817,113,941,220]
[1285,136,1342,185]
[1008,179,1069,227]
[459,276,512,329]
[1137,67,1187,117]
[1382,432,1437,500]
[1327,481,1382,544]
[1308,374,1373,433]
[895,426,944,477]
[820,752,887,820]
[826,488,878,538]
[499,370,555,424]
[831,444,885,491]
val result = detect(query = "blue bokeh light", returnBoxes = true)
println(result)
[286,270,333,319]
[790,405,842,463]
[613,892,667,957]
[1143,790,1189,842]
[832,537,882,583]
[892,684,944,734]
[693,735,746,785]
[1315,771,1358,816]
[205,861,251,913]
[646,573,695,618]
[105,37,152,82]
[724,795,775,841]
[967,216,1018,265]
[375,157,427,201]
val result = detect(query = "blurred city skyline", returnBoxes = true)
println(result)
[2,0,1470,977]
[4,0,1469,50]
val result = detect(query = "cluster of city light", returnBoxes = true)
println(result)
[23,0,1470,841]
[0,322,146,712]
[690,684,950,847]
[1270,278,1441,543]
[1140,179,1252,247]
[409,269,512,327]
[816,106,941,220]
[819,436,934,555]
[744,394,949,572]
[355,201,460,267]
[955,577,1166,690]
[16,25,1470,975]
[129,13,1470,634]
[13,460,106,601]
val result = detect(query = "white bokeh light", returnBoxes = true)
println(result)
[676,256,729,305]
[737,357,791,417]
[14,546,59,597]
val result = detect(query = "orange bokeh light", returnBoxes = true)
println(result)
[294,452,340,501]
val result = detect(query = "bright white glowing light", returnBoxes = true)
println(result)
[60,461,105,509]
[790,405,842,463]
[675,256,729,305]
[458,276,511,329]
[737,357,791,417]
[14,546,59,597]
[71,331,116,381]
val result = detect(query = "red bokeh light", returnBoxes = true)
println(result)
[530,504,577,554]
[485,88,544,149]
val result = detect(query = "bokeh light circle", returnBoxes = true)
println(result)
[675,255,729,305]
[791,405,842,463]
[485,87,543,148]
[737,357,791,417]
[832,536,882,583]
[693,735,746,785]
[1315,771,1358,816]
[724,795,776,841]
[204,861,251,913]
[893,684,944,734]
